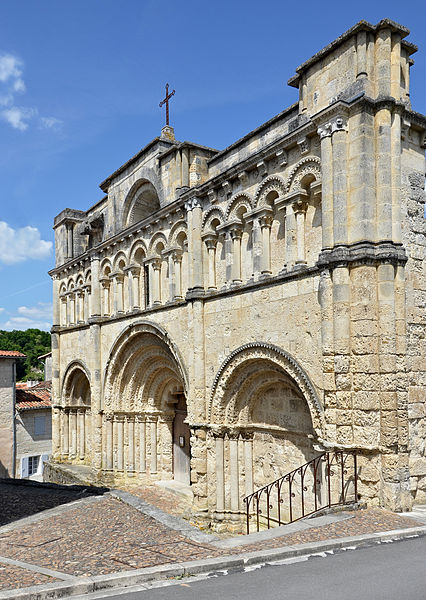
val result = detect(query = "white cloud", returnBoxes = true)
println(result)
[0,54,23,84]
[40,116,63,130]
[0,302,52,332]
[0,52,61,132]
[1,106,35,131]
[0,221,52,265]
[0,307,4,314]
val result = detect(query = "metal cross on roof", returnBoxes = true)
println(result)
[159,83,175,127]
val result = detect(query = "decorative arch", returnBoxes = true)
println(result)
[168,220,188,247]
[209,342,324,437]
[67,278,75,291]
[225,193,253,220]
[61,360,91,407]
[286,157,321,192]
[122,177,161,228]
[103,320,188,413]
[112,251,128,271]
[100,258,112,276]
[148,231,168,255]
[254,175,286,207]
[202,207,225,232]
[129,240,148,264]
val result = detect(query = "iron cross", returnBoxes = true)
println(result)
[159,83,175,126]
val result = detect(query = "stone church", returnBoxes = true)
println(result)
[48,19,425,530]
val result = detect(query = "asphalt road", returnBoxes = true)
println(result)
[91,536,426,600]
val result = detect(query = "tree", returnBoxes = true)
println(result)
[0,329,51,381]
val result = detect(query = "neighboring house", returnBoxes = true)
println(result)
[0,351,52,481]
[16,381,52,481]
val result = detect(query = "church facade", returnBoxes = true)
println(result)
[49,19,426,530]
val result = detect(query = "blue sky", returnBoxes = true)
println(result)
[0,0,425,331]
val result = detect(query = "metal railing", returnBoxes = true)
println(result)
[243,451,358,534]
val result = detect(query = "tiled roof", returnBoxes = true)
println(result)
[0,350,26,358]
[16,381,52,411]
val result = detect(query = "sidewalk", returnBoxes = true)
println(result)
[0,482,425,599]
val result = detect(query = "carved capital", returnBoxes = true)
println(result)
[293,199,308,215]
[230,226,243,241]
[259,214,273,229]
[99,277,110,289]
[172,249,183,263]
[185,198,201,212]
[203,233,218,249]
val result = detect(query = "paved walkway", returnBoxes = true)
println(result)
[0,482,423,595]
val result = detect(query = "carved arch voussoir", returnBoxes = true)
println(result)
[209,342,324,438]
[225,193,253,220]
[61,359,91,400]
[286,156,321,193]
[202,206,225,231]
[254,175,286,207]
[103,320,188,412]
[168,220,188,247]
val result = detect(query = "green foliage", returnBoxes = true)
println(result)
[0,329,51,381]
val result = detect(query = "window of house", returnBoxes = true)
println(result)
[28,456,39,476]
[34,415,46,435]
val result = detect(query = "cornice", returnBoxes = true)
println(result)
[317,241,407,270]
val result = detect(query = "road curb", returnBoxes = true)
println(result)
[2,525,426,600]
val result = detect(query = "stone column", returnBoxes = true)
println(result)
[90,254,101,317]
[293,200,308,265]
[116,415,125,471]
[70,410,77,458]
[185,202,194,289]
[100,278,110,316]
[243,433,253,497]
[260,214,273,275]
[60,295,67,326]
[127,415,135,474]
[66,223,74,260]
[230,226,243,284]
[69,293,76,325]
[112,273,125,314]
[76,289,84,323]
[52,275,60,326]
[317,123,334,249]
[105,414,113,471]
[147,415,158,474]
[229,432,240,516]
[332,124,348,246]
[191,199,203,291]
[61,409,69,457]
[172,250,183,299]
[285,206,297,270]
[251,217,262,278]
[204,235,218,290]
[129,267,141,309]
[83,285,91,321]
[214,433,225,521]
[137,415,146,473]
[151,259,162,305]
[167,253,175,302]
[78,409,85,459]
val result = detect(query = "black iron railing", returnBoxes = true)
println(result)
[243,451,358,534]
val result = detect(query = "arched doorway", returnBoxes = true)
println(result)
[171,393,191,484]
[60,363,91,463]
[103,323,190,484]
[208,343,324,531]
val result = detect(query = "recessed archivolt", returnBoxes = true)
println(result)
[148,231,168,255]
[129,240,147,263]
[202,207,225,232]
[254,175,286,207]
[112,251,128,271]
[225,193,253,220]
[103,321,188,414]
[209,342,324,437]
[61,360,91,407]
[168,220,188,247]
[286,157,321,192]
[123,177,161,229]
